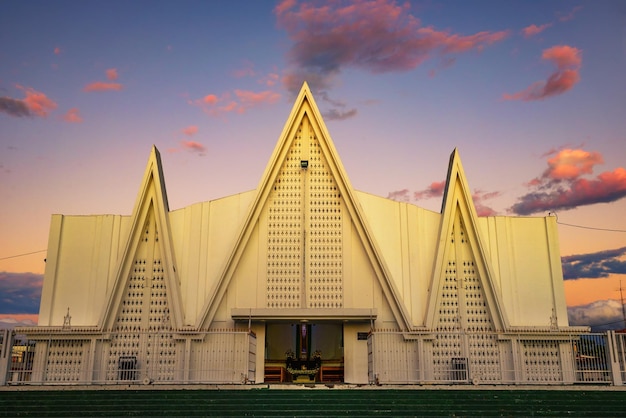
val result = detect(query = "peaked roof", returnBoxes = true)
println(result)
[195,82,412,330]
[99,146,184,330]
[424,149,509,331]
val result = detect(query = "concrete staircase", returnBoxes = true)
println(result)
[1,386,625,416]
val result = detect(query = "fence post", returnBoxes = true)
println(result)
[0,330,12,385]
[607,331,623,385]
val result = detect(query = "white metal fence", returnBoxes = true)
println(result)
[3,328,626,386]
[2,329,256,386]
[367,330,626,386]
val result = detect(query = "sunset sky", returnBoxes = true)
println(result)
[1,0,625,330]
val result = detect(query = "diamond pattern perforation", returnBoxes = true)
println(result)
[432,215,501,382]
[266,123,303,308]
[265,116,344,309]
[107,210,176,381]
[522,340,562,382]
[45,340,85,382]
[307,127,343,308]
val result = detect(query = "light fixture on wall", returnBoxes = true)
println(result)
[300,160,309,169]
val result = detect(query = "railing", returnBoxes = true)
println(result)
[3,329,256,386]
[368,330,626,386]
[3,329,625,386]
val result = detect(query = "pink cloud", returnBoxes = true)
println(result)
[182,125,198,136]
[202,94,219,105]
[219,101,241,113]
[414,181,446,200]
[63,108,82,123]
[472,189,501,216]
[542,45,582,69]
[275,0,509,95]
[83,81,124,92]
[16,85,58,117]
[83,69,124,92]
[181,140,206,155]
[521,23,552,38]
[235,89,281,106]
[503,45,582,101]
[510,148,626,215]
[106,68,119,80]
[275,0,297,15]
[54,46,61,55]
[389,181,500,215]
[192,89,281,117]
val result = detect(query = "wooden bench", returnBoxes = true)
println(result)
[320,366,343,382]
[264,366,288,383]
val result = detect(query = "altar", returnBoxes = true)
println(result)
[286,358,321,382]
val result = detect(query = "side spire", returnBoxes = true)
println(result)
[99,146,184,330]
[425,149,508,331]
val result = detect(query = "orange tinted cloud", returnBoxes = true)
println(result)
[0,314,38,327]
[542,45,582,69]
[544,148,603,180]
[182,125,198,136]
[16,85,58,117]
[63,108,82,123]
[510,148,626,215]
[54,46,62,55]
[106,68,119,80]
[521,23,552,38]
[202,94,219,105]
[503,45,581,101]
[83,81,123,92]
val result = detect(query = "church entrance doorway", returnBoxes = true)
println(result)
[264,322,344,383]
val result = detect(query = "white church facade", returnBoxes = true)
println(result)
[10,83,601,385]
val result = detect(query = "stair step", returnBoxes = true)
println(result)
[1,388,625,417]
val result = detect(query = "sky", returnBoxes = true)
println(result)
[1,0,625,331]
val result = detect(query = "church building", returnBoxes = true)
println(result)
[15,83,587,385]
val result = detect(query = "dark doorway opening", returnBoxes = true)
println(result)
[264,322,344,383]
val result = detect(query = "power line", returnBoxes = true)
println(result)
[548,212,626,233]
[557,221,626,233]
[0,249,46,261]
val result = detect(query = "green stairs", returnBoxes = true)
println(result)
[1,387,625,417]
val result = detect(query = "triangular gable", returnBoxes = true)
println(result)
[196,82,411,330]
[424,149,508,331]
[99,146,184,330]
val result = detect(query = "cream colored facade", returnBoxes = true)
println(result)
[16,83,589,385]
